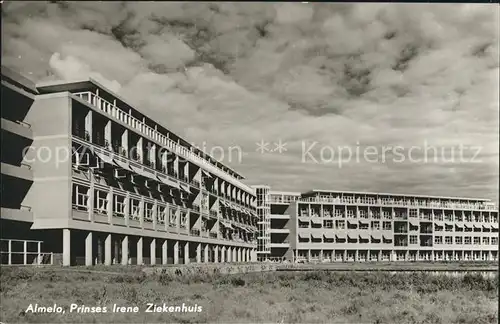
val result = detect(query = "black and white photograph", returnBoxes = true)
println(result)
[0,1,498,323]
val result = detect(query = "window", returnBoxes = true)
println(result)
[144,202,154,222]
[347,210,355,218]
[334,210,344,218]
[371,211,381,219]
[323,220,333,229]
[371,221,380,230]
[359,222,369,230]
[359,210,368,219]
[409,209,418,218]
[473,237,480,245]
[94,189,108,214]
[336,220,345,230]
[445,236,452,244]
[434,213,443,221]
[482,237,490,245]
[169,209,177,227]
[445,225,453,232]
[492,237,498,245]
[383,221,392,230]
[464,237,471,245]
[113,195,125,217]
[72,184,89,210]
[455,236,462,244]
[157,206,167,224]
[383,210,392,219]
[434,236,442,244]
[455,214,463,222]
[130,199,141,220]
[410,235,418,244]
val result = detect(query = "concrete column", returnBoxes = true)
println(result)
[85,232,93,266]
[104,234,112,266]
[121,236,129,265]
[137,237,143,265]
[227,247,232,262]
[214,246,219,263]
[354,250,358,262]
[308,250,312,262]
[63,229,71,266]
[196,243,202,263]
[343,250,347,262]
[173,241,179,264]
[113,239,120,264]
[233,247,238,262]
[405,250,410,261]
[378,250,382,261]
[150,239,156,265]
[184,242,189,264]
[97,237,103,264]
[221,246,226,263]
[162,240,168,265]
[204,244,209,263]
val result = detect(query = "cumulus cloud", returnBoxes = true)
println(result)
[49,53,122,93]
[2,2,498,200]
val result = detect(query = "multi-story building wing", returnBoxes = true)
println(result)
[1,68,258,266]
[254,186,300,261]
[1,67,40,265]
[257,188,499,262]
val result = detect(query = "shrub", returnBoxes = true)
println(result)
[230,277,246,287]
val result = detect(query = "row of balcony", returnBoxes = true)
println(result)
[72,200,257,244]
[72,181,258,234]
[74,91,254,193]
[71,134,255,211]
[295,251,498,263]
[297,197,497,211]
[72,137,257,217]
[298,210,498,223]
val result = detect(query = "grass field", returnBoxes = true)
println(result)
[0,266,498,323]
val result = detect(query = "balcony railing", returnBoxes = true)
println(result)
[73,91,252,193]
[297,196,498,211]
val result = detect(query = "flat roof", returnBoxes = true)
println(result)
[1,66,38,94]
[303,189,493,202]
[270,191,302,196]
[36,78,245,180]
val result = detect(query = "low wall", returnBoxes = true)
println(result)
[142,263,278,276]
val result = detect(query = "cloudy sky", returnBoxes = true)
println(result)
[2,2,499,201]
